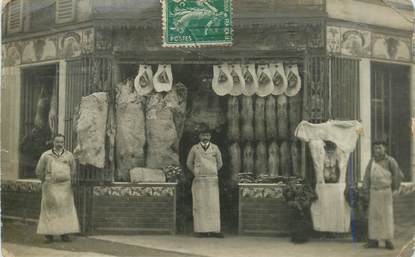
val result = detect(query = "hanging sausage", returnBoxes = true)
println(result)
[288,93,302,138]
[134,65,154,96]
[284,64,302,97]
[277,94,288,139]
[241,96,254,142]
[212,64,233,96]
[153,64,173,92]
[270,62,287,95]
[229,143,241,187]
[227,96,240,142]
[242,142,255,174]
[280,141,291,176]
[254,96,266,141]
[265,95,277,140]
[229,64,246,96]
[241,64,258,96]
[255,141,268,177]
[291,140,301,177]
[268,141,280,177]
[256,64,274,97]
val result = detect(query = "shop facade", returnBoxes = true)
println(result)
[2,0,415,235]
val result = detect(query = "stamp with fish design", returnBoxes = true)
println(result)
[161,0,233,48]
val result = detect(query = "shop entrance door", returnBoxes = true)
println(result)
[371,62,411,181]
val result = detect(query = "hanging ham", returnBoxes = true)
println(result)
[255,141,268,176]
[115,80,146,181]
[241,64,258,96]
[153,64,173,92]
[229,143,241,187]
[134,64,154,96]
[280,141,291,176]
[277,94,288,139]
[146,83,188,169]
[227,96,240,142]
[288,94,302,138]
[284,64,302,97]
[270,62,287,95]
[268,141,280,177]
[254,96,266,142]
[265,95,278,140]
[240,96,254,142]
[256,64,274,97]
[242,142,254,174]
[212,64,233,96]
[229,64,246,96]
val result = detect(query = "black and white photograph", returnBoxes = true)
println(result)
[1,0,414,257]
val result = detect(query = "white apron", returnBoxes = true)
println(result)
[368,162,394,240]
[37,154,80,235]
[191,146,221,233]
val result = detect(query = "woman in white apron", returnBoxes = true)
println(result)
[186,124,223,237]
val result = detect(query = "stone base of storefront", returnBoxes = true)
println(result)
[90,183,177,235]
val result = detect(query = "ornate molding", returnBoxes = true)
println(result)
[93,185,175,197]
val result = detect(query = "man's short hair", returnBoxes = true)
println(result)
[54,133,65,140]
[372,140,387,147]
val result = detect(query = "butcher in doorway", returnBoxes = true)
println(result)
[362,140,402,250]
[35,133,80,243]
[186,123,224,238]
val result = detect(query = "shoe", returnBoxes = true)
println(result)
[385,240,394,250]
[61,235,71,242]
[364,240,379,248]
[44,235,53,244]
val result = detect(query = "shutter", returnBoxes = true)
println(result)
[7,0,23,33]
[56,0,76,24]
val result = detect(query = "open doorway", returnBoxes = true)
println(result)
[371,62,411,181]
[19,64,59,179]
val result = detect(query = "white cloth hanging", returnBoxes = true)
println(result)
[295,120,363,233]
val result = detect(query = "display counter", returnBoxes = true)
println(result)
[238,183,292,236]
[91,182,177,234]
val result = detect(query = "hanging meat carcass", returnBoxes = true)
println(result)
[115,80,146,181]
[255,141,268,177]
[288,94,302,138]
[227,96,240,142]
[268,141,280,177]
[256,65,274,97]
[284,64,302,97]
[270,63,287,95]
[34,86,51,130]
[229,143,241,187]
[265,95,278,140]
[242,142,255,174]
[146,83,188,169]
[240,96,254,142]
[254,96,266,141]
[134,65,154,96]
[277,94,288,139]
[153,64,173,92]
[280,141,291,176]
[74,92,108,169]
[291,140,301,177]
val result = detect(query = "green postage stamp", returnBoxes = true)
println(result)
[162,0,233,48]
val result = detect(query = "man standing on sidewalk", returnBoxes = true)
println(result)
[362,140,401,250]
[36,134,80,243]
[186,123,224,238]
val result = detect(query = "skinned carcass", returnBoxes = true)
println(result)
[265,95,277,140]
[280,141,291,176]
[288,94,302,138]
[115,80,146,181]
[242,142,255,174]
[255,141,268,176]
[229,143,241,187]
[291,140,301,177]
[34,86,51,130]
[277,95,288,138]
[268,141,280,177]
[146,83,188,169]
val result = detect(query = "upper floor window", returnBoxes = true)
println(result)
[7,0,23,33]
[56,0,76,24]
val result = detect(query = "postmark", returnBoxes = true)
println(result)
[162,0,233,48]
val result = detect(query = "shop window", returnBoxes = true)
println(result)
[55,0,76,24]
[19,65,59,179]
[371,62,411,181]
[7,0,23,33]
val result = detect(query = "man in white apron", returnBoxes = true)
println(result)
[186,124,223,238]
[36,134,80,243]
[362,141,401,250]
